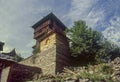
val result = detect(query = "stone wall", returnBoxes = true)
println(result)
[20,45,56,75]
[40,33,56,52]
[21,32,70,75]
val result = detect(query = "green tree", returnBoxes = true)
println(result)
[15,54,24,62]
[32,47,40,54]
[66,20,104,62]
[100,40,120,61]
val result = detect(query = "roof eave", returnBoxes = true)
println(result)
[31,13,67,30]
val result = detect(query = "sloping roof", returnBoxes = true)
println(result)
[32,12,66,30]
[0,53,16,63]
[2,48,17,56]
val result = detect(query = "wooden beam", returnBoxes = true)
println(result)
[7,64,13,82]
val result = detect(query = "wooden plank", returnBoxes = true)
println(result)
[34,20,51,32]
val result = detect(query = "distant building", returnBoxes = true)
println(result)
[2,49,17,61]
[0,56,16,82]
[0,42,41,82]
[0,42,16,82]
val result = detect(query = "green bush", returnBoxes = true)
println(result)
[32,47,40,54]
[80,70,104,81]
[99,64,113,74]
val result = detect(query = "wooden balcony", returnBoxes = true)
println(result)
[34,30,46,39]
[34,20,51,33]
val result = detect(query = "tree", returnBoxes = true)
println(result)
[15,54,24,62]
[32,47,40,54]
[66,20,104,62]
[100,40,120,61]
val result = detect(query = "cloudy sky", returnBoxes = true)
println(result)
[0,0,120,58]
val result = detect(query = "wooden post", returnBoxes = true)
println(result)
[0,63,5,82]
[0,63,2,82]
[7,64,14,82]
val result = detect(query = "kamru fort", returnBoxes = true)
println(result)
[0,13,72,82]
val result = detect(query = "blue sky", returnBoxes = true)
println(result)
[0,0,120,58]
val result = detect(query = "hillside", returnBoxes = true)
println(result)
[25,57,120,82]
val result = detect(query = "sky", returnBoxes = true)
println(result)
[0,0,120,58]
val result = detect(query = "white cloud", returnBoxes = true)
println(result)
[0,0,53,57]
[68,0,120,46]
[3,45,13,53]
[68,0,101,27]
[1,0,120,58]
[26,39,36,48]
[0,0,71,58]
[102,16,120,46]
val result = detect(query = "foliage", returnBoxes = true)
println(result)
[66,20,120,62]
[15,54,24,62]
[32,47,40,54]
[62,63,114,82]
[29,63,117,82]
[79,63,115,81]
[99,64,113,74]
[66,20,104,61]
[99,39,120,62]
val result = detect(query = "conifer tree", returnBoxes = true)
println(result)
[66,20,104,61]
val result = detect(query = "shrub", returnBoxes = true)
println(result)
[32,47,40,54]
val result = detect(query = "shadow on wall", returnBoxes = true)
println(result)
[9,63,42,82]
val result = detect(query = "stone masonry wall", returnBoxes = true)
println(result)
[20,46,56,75]
[20,32,70,75]
[40,33,56,52]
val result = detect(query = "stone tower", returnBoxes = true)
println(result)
[32,13,70,74]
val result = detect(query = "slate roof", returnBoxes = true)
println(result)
[0,53,16,62]
[2,48,17,57]
[32,12,66,30]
